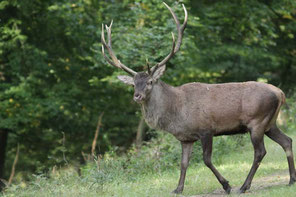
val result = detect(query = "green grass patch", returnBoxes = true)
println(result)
[2,130,296,197]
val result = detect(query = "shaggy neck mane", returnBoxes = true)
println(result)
[141,80,179,129]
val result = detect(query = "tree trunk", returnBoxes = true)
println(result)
[0,129,8,190]
[0,129,8,178]
[135,116,145,149]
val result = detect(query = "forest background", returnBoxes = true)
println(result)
[0,0,296,189]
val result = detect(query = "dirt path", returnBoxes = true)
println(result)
[191,170,290,197]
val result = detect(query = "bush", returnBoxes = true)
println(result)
[79,130,248,190]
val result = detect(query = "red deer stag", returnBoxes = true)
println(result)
[101,2,296,194]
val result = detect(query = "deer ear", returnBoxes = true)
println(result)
[152,65,166,81]
[117,75,134,86]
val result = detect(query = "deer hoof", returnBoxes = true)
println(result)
[222,182,231,194]
[239,183,251,194]
[289,178,296,185]
[171,188,183,194]
[238,186,249,194]
[238,189,245,194]
[238,187,246,194]
[224,185,231,194]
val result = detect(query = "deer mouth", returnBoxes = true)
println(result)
[134,93,145,103]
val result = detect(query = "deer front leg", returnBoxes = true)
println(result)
[172,141,194,194]
[201,133,231,194]
[239,130,266,193]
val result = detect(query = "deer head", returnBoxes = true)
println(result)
[101,3,187,103]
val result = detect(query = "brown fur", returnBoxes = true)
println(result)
[102,2,296,194]
[141,80,283,142]
[132,76,295,194]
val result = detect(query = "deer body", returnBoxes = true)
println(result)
[142,80,283,142]
[101,2,296,194]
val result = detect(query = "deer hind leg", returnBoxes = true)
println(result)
[173,141,194,194]
[265,124,296,184]
[240,129,266,193]
[201,133,231,194]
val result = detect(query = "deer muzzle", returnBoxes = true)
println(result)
[134,93,145,103]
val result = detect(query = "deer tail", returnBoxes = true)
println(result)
[280,90,286,105]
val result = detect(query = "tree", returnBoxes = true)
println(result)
[0,0,295,180]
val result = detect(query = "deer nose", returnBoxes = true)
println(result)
[134,93,143,102]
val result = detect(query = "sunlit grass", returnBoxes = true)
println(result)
[2,132,296,197]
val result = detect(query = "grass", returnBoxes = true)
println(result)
[2,131,296,197]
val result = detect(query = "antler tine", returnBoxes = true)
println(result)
[101,24,121,69]
[151,32,175,75]
[150,3,187,74]
[181,4,188,32]
[163,2,180,29]
[146,58,151,74]
[176,4,188,53]
[157,32,175,66]
[163,2,187,54]
[104,22,121,66]
[101,22,137,76]
[106,20,113,48]
[102,45,118,68]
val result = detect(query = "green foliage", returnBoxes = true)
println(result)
[3,130,296,197]
[0,0,295,181]
[187,0,296,88]
[79,130,248,188]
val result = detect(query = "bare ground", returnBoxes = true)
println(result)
[191,170,290,197]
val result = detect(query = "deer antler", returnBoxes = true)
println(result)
[150,3,188,75]
[101,3,187,76]
[101,21,137,76]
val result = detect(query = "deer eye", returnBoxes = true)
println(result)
[147,81,152,85]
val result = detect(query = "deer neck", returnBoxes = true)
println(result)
[141,80,178,130]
